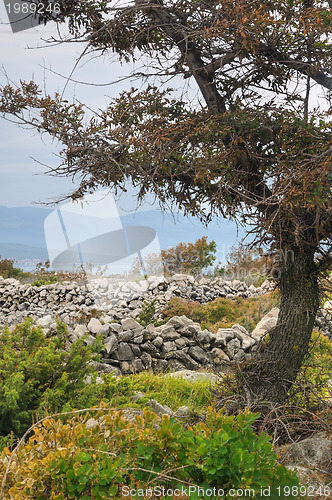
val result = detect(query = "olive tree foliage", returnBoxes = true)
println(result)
[0,0,332,405]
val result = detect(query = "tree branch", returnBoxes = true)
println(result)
[135,0,226,114]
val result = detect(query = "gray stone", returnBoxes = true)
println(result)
[214,328,234,347]
[109,323,121,333]
[121,318,141,331]
[103,335,118,355]
[132,359,144,373]
[132,335,143,344]
[165,351,199,370]
[211,347,230,363]
[278,432,332,471]
[119,330,134,342]
[152,336,163,348]
[147,399,173,416]
[88,318,104,335]
[232,324,256,351]
[129,343,141,356]
[141,352,152,369]
[174,406,189,417]
[233,349,246,362]
[70,324,87,341]
[188,346,210,364]
[84,335,96,346]
[36,315,53,328]
[174,338,187,348]
[226,338,241,358]
[163,341,176,353]
[117,343,135,361]
[167,316,186,329]
[160,326,180,341]
[251,307,279,339]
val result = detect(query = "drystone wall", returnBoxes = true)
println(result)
[0,273,275,327]
[0,274,331,375]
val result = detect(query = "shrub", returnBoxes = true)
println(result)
[0,256,27,280]
[0,407,299,499]
[0,319,104,448]
[223,243,271,286]
[137,299,157,327]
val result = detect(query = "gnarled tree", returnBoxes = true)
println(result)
[0,0,331,406]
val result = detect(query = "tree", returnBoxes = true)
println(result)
[0,0,331,406]
[131,236,217,276]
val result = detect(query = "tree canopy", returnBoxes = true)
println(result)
[0,1,331,260]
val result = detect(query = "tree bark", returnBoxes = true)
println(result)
[243,246,320,406]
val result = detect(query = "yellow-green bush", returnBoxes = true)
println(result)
[0,407,299,500]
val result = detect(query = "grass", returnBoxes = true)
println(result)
[102,370,214,415]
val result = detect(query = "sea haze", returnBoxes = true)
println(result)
[0,206,247,268]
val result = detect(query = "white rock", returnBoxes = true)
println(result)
[88,318,104,335]
[121,318,141,331]
[70,324,87,341]
[251,307,279,339]
[36,315,53,328]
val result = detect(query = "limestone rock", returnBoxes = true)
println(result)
[36,315,53,328]
[165,370,217,383]
[147,399,173,417]
[251,307,279,340]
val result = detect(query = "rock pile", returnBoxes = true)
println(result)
[0,274,275,327]
[0,274,331,376]
[69,315,257,375]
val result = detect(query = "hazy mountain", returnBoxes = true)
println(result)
[0,205,247,267]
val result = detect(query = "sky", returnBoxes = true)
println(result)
[0,3,145,209]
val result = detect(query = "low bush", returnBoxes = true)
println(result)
[161,292,279,333]
[0,407,299,499]
[0,319,105,449]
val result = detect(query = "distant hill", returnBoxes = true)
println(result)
[0,205,247,267]
[0,206,51,248]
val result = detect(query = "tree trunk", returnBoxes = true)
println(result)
[243,246,320,406]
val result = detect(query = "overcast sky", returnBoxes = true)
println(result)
[0,3,150,210]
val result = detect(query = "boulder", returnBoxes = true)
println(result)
[251,307,279,340]
[165,370,217,383]
[36,315,53,328]
[88,318,108,335]
[147,399,173,417]
[278,432,332,472]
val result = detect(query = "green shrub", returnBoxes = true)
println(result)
[104,371,213,413]
[0,319,105,448]
[0,407,299,499]
[0,256,28,280]
[137,299,157,327]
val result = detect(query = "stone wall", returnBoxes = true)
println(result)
[0,273,275,327]
[0,274,331,376]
